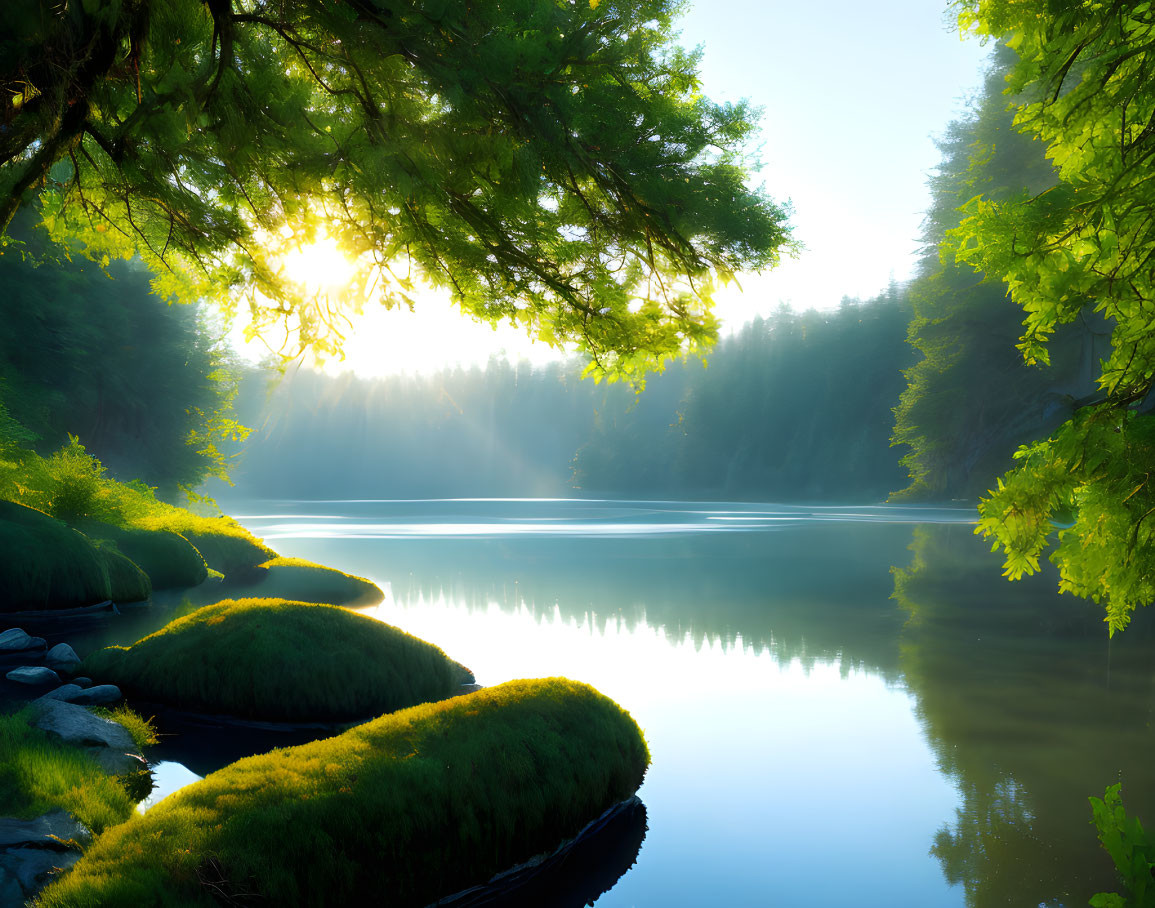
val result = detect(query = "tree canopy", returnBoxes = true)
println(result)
[951,1,1155,632]
[0,0,792,380]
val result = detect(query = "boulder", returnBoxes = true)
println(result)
[0,810,91,850]
[5,666,60,686]
[0,629,43,654]
[71,677,92,689]
[0,847,81,896]
[67,685,122,707]
[44,643,81,674]
[28,700,144,776]
[36,684,84,704]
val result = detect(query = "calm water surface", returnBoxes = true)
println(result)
[57,500,1155,906]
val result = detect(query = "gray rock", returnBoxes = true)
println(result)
[44,643,81,674]
[0,867,22,908]
[36,684,84,704]
[28,699,144,776]
[0,628,41,654]
[0,846,81,893]
[5,666,60,686]
[70,676,92,689]
[0,810,90,850]
[67,684,122,706]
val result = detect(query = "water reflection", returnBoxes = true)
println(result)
[895,523,1155,906]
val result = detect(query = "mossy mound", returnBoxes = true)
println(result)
[37,679,649,908]
[235,557,383,606]
[96,543,152,603]
[133,513,275,575]
[82,522,207,590]
[0,501,112,610]
[82,598,473,721]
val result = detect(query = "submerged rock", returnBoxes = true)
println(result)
[28,699,144,776]
[5,666,60,686]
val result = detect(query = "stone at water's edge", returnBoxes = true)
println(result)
[65,685,122,707]
[5,666,60,686]
[0,811,91,850]
[0,810,91,908]
[37,684,85,703]
[45,643,81,674]
[0,629,43,654]
[28,699,144,776]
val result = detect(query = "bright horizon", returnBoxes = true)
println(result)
[232,1,993,378]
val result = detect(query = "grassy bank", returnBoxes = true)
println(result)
[0,712,135,834]
[232,556,384,605]
[83,598,473,721]
[38,678,650,908]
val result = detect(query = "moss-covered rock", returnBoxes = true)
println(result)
[83,598,473,721]
[37,679,650,908]
[82,522,207,590]
[0,501,111,610]
[132,514,275,575]
[233,557,383,606]
[96,544,152,603]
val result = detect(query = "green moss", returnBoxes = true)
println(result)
[84,522,207,590]
[38,679,649,908]
[133,512,275,575]
[0,500,112,610]
[236,557,383,606]
[83,598,473,721]
[97,543,153,603]
[0,711,134,834]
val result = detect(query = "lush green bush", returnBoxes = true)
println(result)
[0,436,275,577]
[83,598,474,721]
[234,557,383,606]
[37,679,650,908]
[0,500,112,610]
[84,522,207,590]
[0,711,134,834]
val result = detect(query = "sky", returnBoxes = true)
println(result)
[236,1,994,377]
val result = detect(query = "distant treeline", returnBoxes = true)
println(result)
[225,291,912,502]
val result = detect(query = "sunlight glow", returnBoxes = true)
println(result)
[279,232,357,295]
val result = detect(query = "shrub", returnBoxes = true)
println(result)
[0,500,112,610]
[37,679,650,908]
[83,598,474,721]
[0,711,134,834]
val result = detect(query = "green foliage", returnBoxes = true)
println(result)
[0,710,134,834]
[890,46,1104,502]
[0,499,113,610]
[37,678,649,908]
[948,3,1155,627]
[1090,784,1155,908]
[0,0,791,379]
[83,598,474,721]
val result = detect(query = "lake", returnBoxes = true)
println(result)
[64,499,1155,905]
